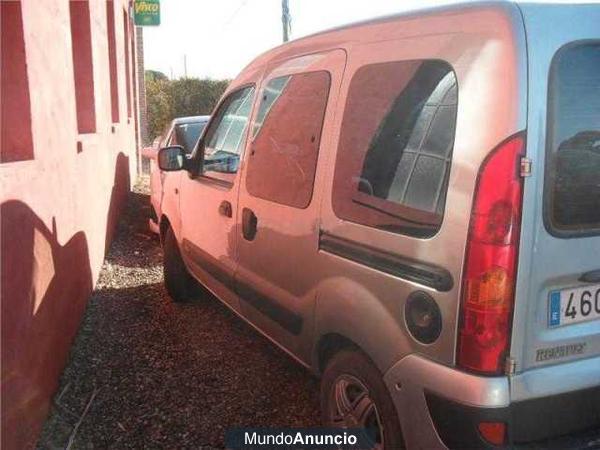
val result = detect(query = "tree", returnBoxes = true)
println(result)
[170,78,229,118]
[144,71,229,143]
[145,76,173,142]
[145,70,168,82]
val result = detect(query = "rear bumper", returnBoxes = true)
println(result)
[384,354,600,449]
[426,387,600,449]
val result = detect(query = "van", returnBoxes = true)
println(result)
[156,2,600,448]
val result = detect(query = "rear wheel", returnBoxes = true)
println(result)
[320,350,404,450]
[162,226,200,302]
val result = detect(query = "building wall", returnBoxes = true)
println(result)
[0,1,140,448]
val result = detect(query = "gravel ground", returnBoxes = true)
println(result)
[38,177,320,449]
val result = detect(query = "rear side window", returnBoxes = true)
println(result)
[332,60,457,237]
[246,71,330,208]
[546,42,600,236]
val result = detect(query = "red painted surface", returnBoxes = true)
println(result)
[1,1,33,163]
[70,0,96,134]
[0,0,139,448]
[124,8,132,118]
[107,0,120,123]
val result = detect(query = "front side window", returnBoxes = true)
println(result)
[546,42,600,236]
[246,71,330,208]
[332,60,458,237]
[202,86,255,179]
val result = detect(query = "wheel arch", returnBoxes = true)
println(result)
[312,277,412,376]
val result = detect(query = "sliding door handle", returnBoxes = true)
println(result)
[242,208,258,241]
[219,200,232,218]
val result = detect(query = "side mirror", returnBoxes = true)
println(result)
[158,146,185,171]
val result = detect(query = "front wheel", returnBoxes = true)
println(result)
[320,350,404,450]
[162,226,200,302]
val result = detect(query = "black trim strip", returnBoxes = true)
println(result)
[235,280,303,336]
[182,239,232,286]
[319,232,453,292]
[182,239,303,335]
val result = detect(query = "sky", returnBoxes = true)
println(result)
[142,0,460,80]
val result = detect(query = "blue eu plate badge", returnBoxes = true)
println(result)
[549,291,561,327]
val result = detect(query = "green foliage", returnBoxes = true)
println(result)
[145,77,173,143]
[144,71,229,143]
[145,70,168,82]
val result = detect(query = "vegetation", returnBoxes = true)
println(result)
[145,71,229,143]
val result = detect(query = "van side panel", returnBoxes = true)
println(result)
[314,2,527,374]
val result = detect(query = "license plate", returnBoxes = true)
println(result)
[549,284,600,327]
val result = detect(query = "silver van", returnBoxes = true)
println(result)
[157,2,600,448]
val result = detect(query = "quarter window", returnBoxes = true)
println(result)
[332,60,457,237]
[246,71,330,208]
[202,86,255,180]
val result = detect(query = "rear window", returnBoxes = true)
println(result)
[546,42,600,236]
[331,60,457,238]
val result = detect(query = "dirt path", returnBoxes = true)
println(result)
[38,177,320,449]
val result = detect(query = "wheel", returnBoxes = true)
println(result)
[162,226,201,302]
[320,349,404,450]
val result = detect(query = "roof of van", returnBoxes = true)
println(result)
[290,0,584,41]
[237,0,586,76]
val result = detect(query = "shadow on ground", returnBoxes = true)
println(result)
[38,177,320,449]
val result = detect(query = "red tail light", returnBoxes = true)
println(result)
[457,133,525,374]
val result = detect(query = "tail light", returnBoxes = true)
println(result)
[457,133,525,374]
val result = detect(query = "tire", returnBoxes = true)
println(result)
[162,226,201,302]
[320,349,404,450]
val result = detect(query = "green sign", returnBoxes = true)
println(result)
[134,0,160,26]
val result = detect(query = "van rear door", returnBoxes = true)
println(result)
[511,4,600,383]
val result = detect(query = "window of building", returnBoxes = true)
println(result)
[332,60,457,238]
[70,0,96,134]
[202,86,255,182]
[246,71,330,208]
[1,0,33,163]
[106,0,119,123]
[545,42,600,236]
[123,9,132,119]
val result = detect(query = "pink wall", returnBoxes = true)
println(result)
[0,1,139,448]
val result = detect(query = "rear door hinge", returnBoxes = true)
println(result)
[505,356,517,376]
[520,156,532,177]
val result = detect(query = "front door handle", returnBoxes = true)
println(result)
[219,200,232,218]
[242,208,258,241]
